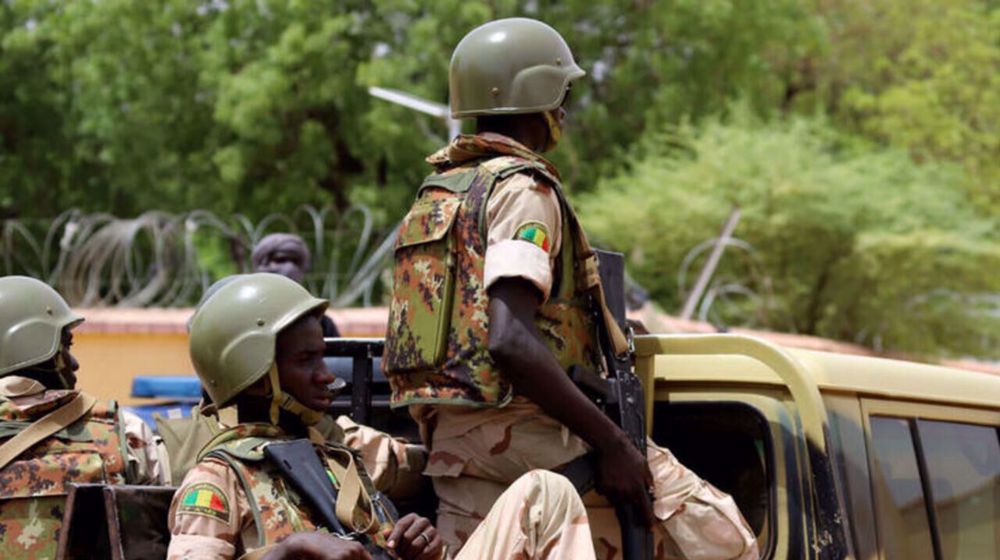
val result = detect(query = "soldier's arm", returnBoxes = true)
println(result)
[483,173,625,452]
[260,533,372,560]
[488,278,654,525]
[487,279,627,453]
[166,458,246,560]
[484,174,653,524]
[335,415,427,500]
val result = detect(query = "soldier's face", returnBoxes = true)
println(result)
[257,242,307,284]
[275,315,335,411]
[58,328,79,389]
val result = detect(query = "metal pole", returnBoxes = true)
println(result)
[680,207,742,321]
[368,86,458,139]
[446,116,461,140]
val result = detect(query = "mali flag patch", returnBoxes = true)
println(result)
[515,222,551,253]
[178,482,231,523]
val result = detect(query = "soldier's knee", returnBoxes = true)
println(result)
[523,469,578,501]
[665,483,758,560]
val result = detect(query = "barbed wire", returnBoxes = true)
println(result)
[677,235,775,330]
[1,205,395,308]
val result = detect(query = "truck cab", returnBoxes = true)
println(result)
[636,334,999,560]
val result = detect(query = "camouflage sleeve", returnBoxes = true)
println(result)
[335,415,427,499]
[121,409,171,485]
[484,172,563,301]
[167,458,249,560]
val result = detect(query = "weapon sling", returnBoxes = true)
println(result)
[0,392,97,470]
[263,440,393,559]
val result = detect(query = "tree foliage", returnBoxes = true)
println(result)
[577,110,999,358]
[0,0,818,219]
[810,0,1000,214]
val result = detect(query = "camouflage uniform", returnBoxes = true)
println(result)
[161,404,425,501]
[0,376,168,560]
[173,272,595,560]
[387,132,760,560]
[168,423,594,560]
[335,415,426,499]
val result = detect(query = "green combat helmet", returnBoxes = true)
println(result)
[449,17,585,118]
[0,276,83,378]
[188,273,328,424]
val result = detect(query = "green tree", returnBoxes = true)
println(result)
[810,0,1000,214]
[578,109,999,358]
[1,0,819,220]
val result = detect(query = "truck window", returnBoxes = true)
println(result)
[869,416,935,560]
[916,420,999,560]
[652,402,771,540]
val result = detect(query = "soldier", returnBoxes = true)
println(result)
[0,276,167,559]
[169,273,595,559]
[163,274,426,497]
[383,18,759,560]
[252,232,340,337]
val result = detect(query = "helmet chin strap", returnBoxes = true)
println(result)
[541,110,562,152]
[26,347,73,390]
[266,364,323,426]
[53,351,72,390]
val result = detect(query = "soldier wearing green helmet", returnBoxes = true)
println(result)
[383,18,759,559]
[170,273,598,560]
[0,275,167,559]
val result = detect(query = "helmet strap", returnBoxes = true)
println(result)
[24,346,72,390]
[541,110,562,152]
[266,364,323,427]
[53,351,72,390]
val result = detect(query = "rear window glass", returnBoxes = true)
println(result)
[870,416,936,560]
[916,420,999,560]
[869,414,999,560]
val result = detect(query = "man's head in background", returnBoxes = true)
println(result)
[252,233,311,284]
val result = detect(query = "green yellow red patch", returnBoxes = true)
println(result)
[178,482,230,523]
[514,222,550,253]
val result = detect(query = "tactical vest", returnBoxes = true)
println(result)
[385,155,602,407]
[201,425,395,557]
[0,390,127,559]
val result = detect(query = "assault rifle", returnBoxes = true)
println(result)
[563,249,654,560]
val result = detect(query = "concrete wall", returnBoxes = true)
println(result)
[72,307,388,405]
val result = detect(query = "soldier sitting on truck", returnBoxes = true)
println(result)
[169,273,596,559]
[159,274,426,500]
[382,17,758,559]
[250,236,428,498]
[0,276,168,559]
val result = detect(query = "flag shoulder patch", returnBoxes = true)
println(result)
[177,482,231,523]
[514,222,551,253]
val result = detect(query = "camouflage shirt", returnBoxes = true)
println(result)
[167,423,394,560]
[0,375,164,559]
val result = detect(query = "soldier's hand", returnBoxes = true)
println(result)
[386,513,444,560]
[596,433,655,528]
[262,532,372,560]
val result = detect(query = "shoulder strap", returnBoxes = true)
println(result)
[546,179,631,355]
[0,392,97,470]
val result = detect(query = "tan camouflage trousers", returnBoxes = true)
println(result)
[455,469,594,560]
[417,403,759,560]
